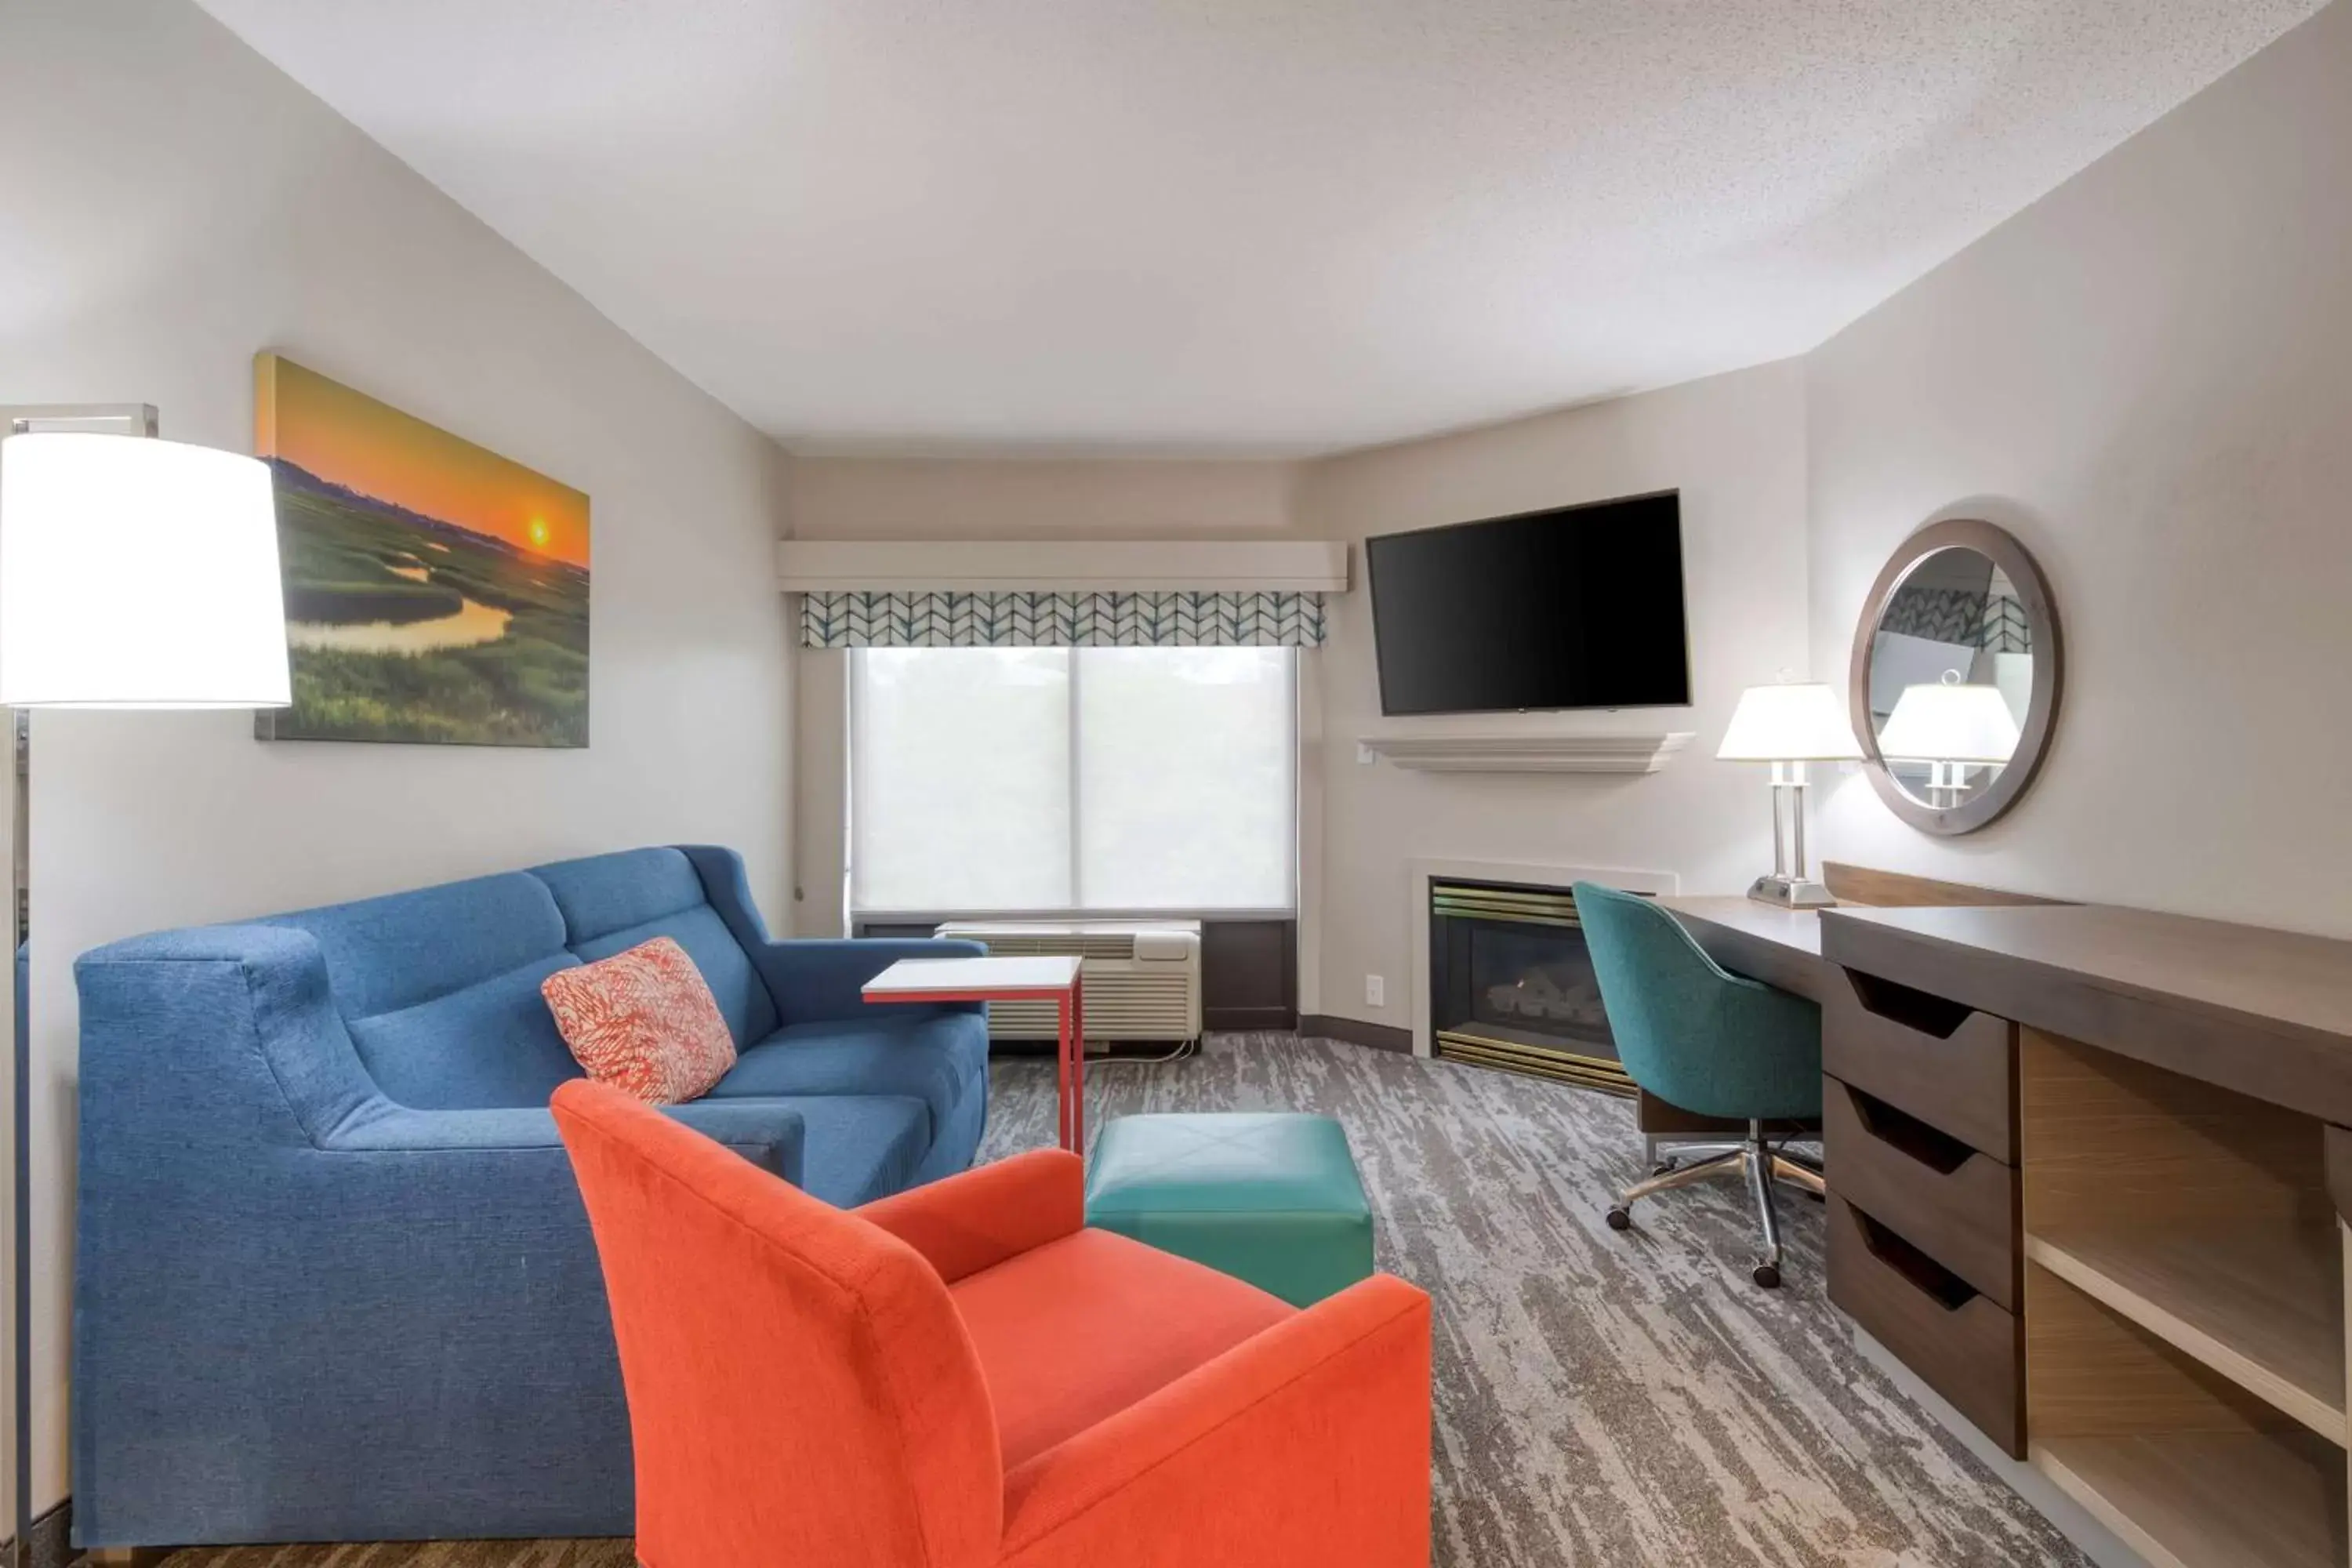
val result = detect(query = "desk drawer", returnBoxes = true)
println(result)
[1824,974,2016,1161]
[1828,1194,2024,1458]
[1824,1077,2018,1311]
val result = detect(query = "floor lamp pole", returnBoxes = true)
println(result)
[3,404,159,1568]
[10,710,25,1568]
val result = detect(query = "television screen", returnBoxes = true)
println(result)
[1365,491,1690,715]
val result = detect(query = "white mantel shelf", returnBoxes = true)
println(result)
[1356,730,1697,775]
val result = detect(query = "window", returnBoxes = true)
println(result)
[851,647,1296,915]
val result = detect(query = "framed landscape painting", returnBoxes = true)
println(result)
[253,352,590,746]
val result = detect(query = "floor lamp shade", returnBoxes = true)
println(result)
[0,432,290,708]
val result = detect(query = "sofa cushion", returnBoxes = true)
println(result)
[543,938,739,1105]
[263,873,583,1111]
[711,1012,986,1138]
[788,1094,933,1207]
[347,956,586,1110]
[264,872,570,1019]
[532,848,779,1048]
[950,1228,1294,1469]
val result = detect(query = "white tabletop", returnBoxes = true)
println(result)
[862,954,1083,997]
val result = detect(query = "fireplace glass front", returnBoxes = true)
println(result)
[1429,879,1629,1093]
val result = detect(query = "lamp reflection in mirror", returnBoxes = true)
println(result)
[0,420,290,1568]
[1878,670,2020,809]
[1717,681,1863,909]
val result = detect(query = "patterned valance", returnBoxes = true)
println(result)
[800,590,1326,649]
[1881,585,2033,654]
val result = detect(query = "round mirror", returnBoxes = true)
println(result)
[1849,518,2061,835]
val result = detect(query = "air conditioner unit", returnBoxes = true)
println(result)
[933,920,1202,1051]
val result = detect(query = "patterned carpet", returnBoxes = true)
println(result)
[152,1033,2078,1568]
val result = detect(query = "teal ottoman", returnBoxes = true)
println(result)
[1083,1112,1375,1307]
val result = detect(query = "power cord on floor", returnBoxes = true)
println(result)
[1086,1036,1200,1065]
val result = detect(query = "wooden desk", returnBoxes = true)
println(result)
[1815,902,2352,1568]
[1824,903,2352,1127]
[1657,896,1835,1004]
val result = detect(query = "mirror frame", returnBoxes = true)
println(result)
[1848,517,2063,837]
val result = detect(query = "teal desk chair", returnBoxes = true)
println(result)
[1572,882,1825,1287]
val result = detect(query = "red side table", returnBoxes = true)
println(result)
[862,955,1088,1152]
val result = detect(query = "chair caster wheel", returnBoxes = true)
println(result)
[1605,1207,1632,1232]
[1752,1262,1782,1289]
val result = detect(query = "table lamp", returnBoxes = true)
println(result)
[0,415,289,1568]
[1718,681,1863,909]
[1877,670,2021,808]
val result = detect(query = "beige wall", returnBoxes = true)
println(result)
[1300,362,1811,1028]
[1806,0,2352,935]
[0,0,796,1519]
[785,454,1308,539]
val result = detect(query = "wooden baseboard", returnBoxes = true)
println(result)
[1205,1005,1299,1032]
[1301,1013,1414,1055]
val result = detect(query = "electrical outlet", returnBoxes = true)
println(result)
[1365,974,1385,1007]
[1356,742,1377,765]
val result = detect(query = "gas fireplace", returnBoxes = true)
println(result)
[1428,877,1628,1094]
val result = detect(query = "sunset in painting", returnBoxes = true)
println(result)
[258,357,589,568]
[255,353,590,747]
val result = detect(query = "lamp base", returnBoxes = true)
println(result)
[1746,874,1836,909]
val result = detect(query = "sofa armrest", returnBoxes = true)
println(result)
[324,1099,803,1183]
[750,936,988,1024]
[856,1149,1083,1281]
[997,1274,1432,1568]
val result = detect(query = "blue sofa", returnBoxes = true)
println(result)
[71,844,986,1550]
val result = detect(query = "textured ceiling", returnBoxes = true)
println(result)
[195,0,2322,455]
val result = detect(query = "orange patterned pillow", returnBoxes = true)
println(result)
[542,937,738,1105]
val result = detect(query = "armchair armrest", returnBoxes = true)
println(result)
[856,1149,1083,1282]
[998,1274,1432,1568]
[750,936,988,1025]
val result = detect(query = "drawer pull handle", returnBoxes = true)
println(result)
[1853,1208,1978,1312]
[1846,971,1976,1039]
[1846,1083,1975,1175]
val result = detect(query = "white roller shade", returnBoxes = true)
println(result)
[851,647,1297,914]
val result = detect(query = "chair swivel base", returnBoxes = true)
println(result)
[1604,1120,1825,1287]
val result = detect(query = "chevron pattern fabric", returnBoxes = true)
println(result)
[800,590,1326,648]
[1881,585,2033,654]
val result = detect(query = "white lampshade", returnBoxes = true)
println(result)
[0,432,290,708]
[1717,682,1864,762]
[1878,677,2020,764]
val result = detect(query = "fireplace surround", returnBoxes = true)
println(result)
[1428,877,1631,1093]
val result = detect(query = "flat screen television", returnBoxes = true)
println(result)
[1365,490,1690,715]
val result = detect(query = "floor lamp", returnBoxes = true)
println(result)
[0,412,289,1566]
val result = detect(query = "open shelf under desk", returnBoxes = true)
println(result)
[2032,1430,2349,1568]
[2026,1223,2346,1446]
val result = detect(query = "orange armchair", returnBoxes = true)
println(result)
[551,1080,1433,1568]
